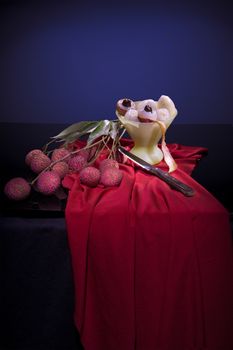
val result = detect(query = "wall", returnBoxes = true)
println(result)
[0,0,233,124]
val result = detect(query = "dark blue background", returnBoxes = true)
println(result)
[0,0,232,124]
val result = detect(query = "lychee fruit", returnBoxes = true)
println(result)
[99,159,119,173]
[78,148,90,160]
[4,177,31,201]
[25,149,44,166]
[30,153,51,174]
[51,161,69,178]
[68,155,87,172]
[51,148,71,163]
[79,167,100,187]
[37,171,61,195]
[116,98,135,116]
[100,168,123,187]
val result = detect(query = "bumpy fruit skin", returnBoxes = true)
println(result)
[37,171,61,195]
[99,159,119,172]
[79,167,100,187]
[68,155,87,172]
[100,168,123,187]
[4,177,31,201]
[52,161,69,178]
[51,148,71,162]
[25,149,43,166]
[30,154,51,174]
[78,148,90,161]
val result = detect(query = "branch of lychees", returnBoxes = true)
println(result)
[30,137,106,185]
[4,121,126,200]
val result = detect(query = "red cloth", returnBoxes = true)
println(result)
[63,141,233,350]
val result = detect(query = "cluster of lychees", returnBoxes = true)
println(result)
[81,159,122,188]
[4,146,123,201]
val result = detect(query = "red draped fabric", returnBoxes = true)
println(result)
[63,141,233,350]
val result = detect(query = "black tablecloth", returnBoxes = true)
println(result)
[0,216,83,350]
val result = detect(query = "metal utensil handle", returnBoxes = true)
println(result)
[150,167,195,197]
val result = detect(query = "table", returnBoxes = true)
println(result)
[0,216,83,350]
[1,142,232,350]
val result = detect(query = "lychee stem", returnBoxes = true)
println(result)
[87,136,111,166]
[102,137,112,153]
[108,137,116,159]
[42,139,57,153]
[108,128,126,159]
[118,128,126,141]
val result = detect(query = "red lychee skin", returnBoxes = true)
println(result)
[51,148,71,163]
[138,116,154,123]
[25,149,43,166]
[68,155,87,172]
[99,159,119,173]
[37,171,61,195]
[100,168,123,187]
[4,177,31,201]
[30,154,51,174]
[79,167,100,187]
[77,148,90,161]
[51,161,69,178]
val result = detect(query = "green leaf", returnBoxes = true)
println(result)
[87,120,110,145]
[60,132,84,144]
[109,121,119,140]
[58,128,98,144]
[52,121,99,140]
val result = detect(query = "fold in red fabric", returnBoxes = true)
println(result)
[63,141,233,350]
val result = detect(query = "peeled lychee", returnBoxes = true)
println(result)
[79,167,100,187]
[51,148,71,163]
[4,177,31,201]
[100,168,123,187]
[25,149,43,166]
[68,155,87,172]
[116,98,135,116]
[30,153,51,174]
[52,161,69,178]
[99,159,119,173]
[37,171,61,195]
